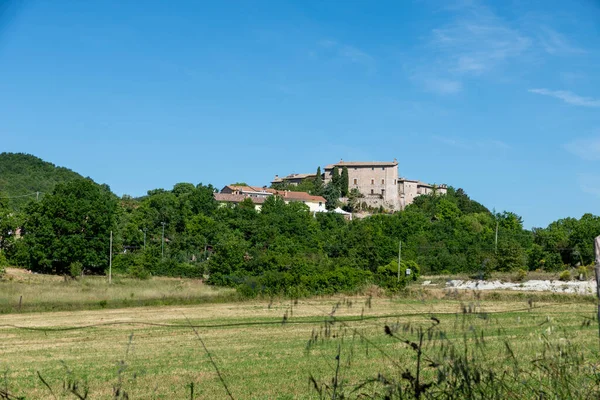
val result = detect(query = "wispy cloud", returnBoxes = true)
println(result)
[433,135,510,150]
[421,78,463,95]
[430,5,531,76]
[529,89,600,108]
[413,3,531,94]
[565,136,600,160]
[577,173,600,197]
[317,39,375,72]
[537,27,586,55]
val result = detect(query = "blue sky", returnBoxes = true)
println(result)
[1,0,599,228]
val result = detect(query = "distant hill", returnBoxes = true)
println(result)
[0,153,84,210]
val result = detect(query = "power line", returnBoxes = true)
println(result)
[0,192,42,199]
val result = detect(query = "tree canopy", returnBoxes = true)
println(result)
[0,153,83,210]
[4,155,600,296]
[23,178,118,275]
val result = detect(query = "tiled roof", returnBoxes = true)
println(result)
[276,191,326,203]
[324,161,398,169]
[398,178,419,183]
[271,173,316,183]
[222,185,277,194]
[214,193,267,204]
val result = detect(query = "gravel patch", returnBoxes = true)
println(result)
[442,279,596,295]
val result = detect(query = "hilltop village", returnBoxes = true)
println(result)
[213,159,446,217]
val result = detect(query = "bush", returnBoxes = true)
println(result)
[576,265,590,280]
[514,268,527,282]
[0,252,6,277]
[69,261,83,278]
[375,260,420,292]
[4,239,28,267]
[558,270,571,281]
[0,251,8,266]
[128,263,151,280]
[234,266,373,297]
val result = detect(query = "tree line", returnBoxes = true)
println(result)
[1,177,599,296]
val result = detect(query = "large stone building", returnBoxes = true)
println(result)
[397,179,447,210]
[274,159,446,212]
[324,160,401,210]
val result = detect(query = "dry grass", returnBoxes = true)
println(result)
[1,293,597,399]
[0,268,236,313]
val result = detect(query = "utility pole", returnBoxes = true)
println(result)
[594,236,600,350]
[397,240,402,282]
[161,222,166,259]
[495,221,499,254]
[109,230,113,284]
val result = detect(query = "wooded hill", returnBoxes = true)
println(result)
[1,153,599,297]
[0,153,84,210]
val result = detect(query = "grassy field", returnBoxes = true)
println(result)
[0,268,237,313]
[1,284,600,399]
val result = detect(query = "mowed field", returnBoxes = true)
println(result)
[2,284,600,399]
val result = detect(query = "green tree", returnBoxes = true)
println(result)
[331,167,341,191]
[323,182,341,211]
[0,152,84,211]
[314,167,323,195]
[340,167,349,197]
[23,178,118,275]
[0,195,19,255]
[345,188,364,212]
[496,238,526,271]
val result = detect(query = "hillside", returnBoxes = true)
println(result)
[0,152,84,210]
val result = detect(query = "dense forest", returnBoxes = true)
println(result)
[1,153,599,296]
[0,153,83,210]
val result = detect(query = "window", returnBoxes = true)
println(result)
[371,167,374,171]
[371,179,374,185]
[319,202,322,206]
[381,189,385,195]
[370,189,374,194]
[353,178,357,185]
[381,179,385,184]
[382,167,385,171]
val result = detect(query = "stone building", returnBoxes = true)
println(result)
[397,179,447,210]
[271,173,316,186]
[220,185,276,198]
[324,160,400,210]
[217,185,326,213]
[273,159,446,212]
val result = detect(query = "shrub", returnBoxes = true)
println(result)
[128,263,151,280]
[0,252,7,276]
[514,268,527,282]
[69,261,83,279]
[558,270,571,281]
[375,260,420,292]
[576,265,589,280]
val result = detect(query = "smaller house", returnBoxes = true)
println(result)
[214,193,266,211]
[271,173,316,186]
[215,186,326,213]
[277,190,326,212]
[220,185,277,198]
